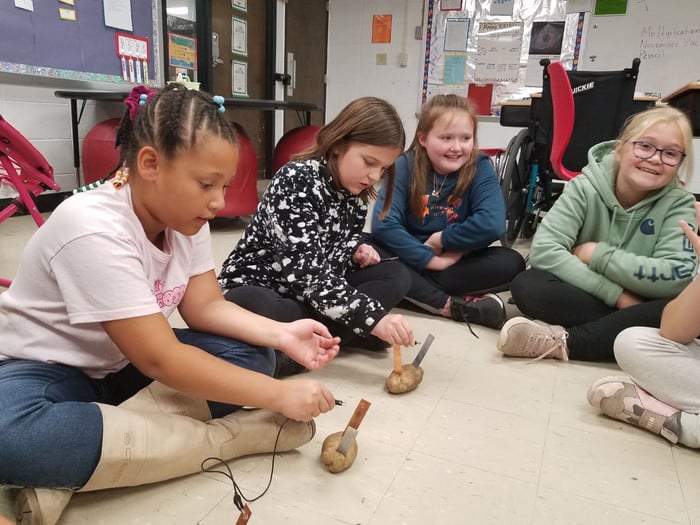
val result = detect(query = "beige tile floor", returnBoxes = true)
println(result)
[1,207,700,525]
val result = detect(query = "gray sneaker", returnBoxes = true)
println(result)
[497,316,569,361]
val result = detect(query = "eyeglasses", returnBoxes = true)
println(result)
[631,141,686,167]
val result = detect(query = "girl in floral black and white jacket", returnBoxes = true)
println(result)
[219,97,415,376]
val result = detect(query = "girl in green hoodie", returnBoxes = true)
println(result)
[497,106,696,362]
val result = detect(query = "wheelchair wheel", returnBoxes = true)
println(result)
[498,129,533,247]
[521,211,540,239]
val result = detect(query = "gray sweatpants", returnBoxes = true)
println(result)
[614,326,700,448]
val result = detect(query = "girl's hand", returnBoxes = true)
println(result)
[572,241,597,264]
[679,201,700,255]
[616,289,643,309]
[353,243,381,268]
[277,378,336,421]
[424,231,444,255]
[370,313,414,347]
[425,251,462,271]
[277,319,340,371]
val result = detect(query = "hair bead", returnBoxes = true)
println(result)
[213,95,225,114]
[112,166,129,189]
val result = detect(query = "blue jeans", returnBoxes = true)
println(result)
[0,329,274,489]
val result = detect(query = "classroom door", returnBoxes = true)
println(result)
[210,1,268,177]
[283,0,328,132]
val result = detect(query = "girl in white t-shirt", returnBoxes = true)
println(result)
[0,84,340,524]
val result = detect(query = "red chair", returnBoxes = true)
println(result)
[546,62,579,181]
[0,115,60,287]
[216,123,260,218]
[272,125,321,175]
[82,118,121,185]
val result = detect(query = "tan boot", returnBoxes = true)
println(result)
[119,381,212,421]
[15,383,239,524]
[14,488,72,525]
[82,403,314,491]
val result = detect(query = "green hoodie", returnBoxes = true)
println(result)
[530,140,697,307]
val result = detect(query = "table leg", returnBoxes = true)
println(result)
[69,98,81,188]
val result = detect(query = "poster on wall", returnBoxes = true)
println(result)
[444,17,469,51]
[474,21,522,83]
[232,59,248,97]
[594,0,627,15]
[103,0,132,31]
[168,32,196,70]
[443,54,466,84]
[116,32,150,83]
[371,15,392,43]
[524,21,565,86]
[232,0,247,12]
[232,17,247,56]
[440,0,462,10]
[490,0,514,16]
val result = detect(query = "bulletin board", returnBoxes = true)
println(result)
[421,0,578,108]
[580,0,700,97]
[0,0,160,85]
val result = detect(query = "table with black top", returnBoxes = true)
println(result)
[54,90,323,187]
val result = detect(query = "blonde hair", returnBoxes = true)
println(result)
[293,97,405,218]
[408,95,479,218]
[615,105,694,185]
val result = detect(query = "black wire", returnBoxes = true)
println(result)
[200,416,290,512]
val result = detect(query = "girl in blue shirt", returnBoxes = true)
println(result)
[371,95,525,333]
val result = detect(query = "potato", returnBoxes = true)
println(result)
[320,431,358,473]
[385,364,424,394]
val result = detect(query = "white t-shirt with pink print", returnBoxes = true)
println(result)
[0,183,214,378]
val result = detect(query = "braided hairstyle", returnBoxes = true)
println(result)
[113,84,237,175]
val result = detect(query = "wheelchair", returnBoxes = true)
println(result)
[0,115,60,287]
[497,57,651,248]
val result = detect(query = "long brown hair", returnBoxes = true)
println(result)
[409,95,479,218]
[293,97,405,218]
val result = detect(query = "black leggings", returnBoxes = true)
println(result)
[511,268,668,361]
[223,259,411,343]
[374,244,525,313]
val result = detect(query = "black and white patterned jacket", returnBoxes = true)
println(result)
[218,159,386,335]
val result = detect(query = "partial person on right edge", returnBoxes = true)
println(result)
[588,202,700,448]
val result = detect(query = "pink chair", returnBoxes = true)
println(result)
[0,115,60,287]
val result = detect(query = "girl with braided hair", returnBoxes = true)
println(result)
[0,84,339,525]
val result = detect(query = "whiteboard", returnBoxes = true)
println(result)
[581,0,700,97]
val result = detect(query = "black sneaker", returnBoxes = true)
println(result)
[450,294,507,333]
